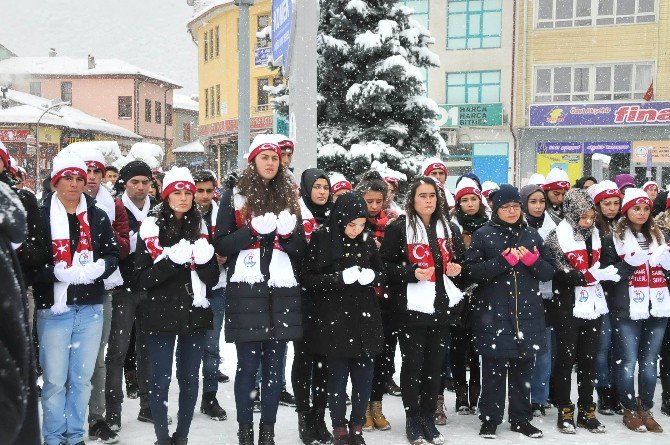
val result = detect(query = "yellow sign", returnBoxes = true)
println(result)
[536,153,583,184]
[631,140,670,164]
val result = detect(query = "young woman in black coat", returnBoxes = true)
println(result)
[302,191,385,445]
[465,184,554,439]
[134,167,219,445]
[380,176,466,445]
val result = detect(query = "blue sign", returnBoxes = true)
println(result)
[255,47,272,67]
[272,0,292,70]
[583,141,631,154]
[536,142,582,154]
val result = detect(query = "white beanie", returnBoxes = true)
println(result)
[246,134,282,164]
[66,144,107,173]
[642,180,659,192]
[621,187,652,215]
[161,166,196,200]
[542,167,570,191]
[421,157,447,177]
[329,172,352,193]
[51,152,88,186]
[454,177,482,202]
[481,180,499,198]
[587,180,621,204]
[527,173,546,186]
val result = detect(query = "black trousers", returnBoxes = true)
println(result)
[551,315,601,407]
[370,308,398,400]
[328,356,374,428]
[398,325,449,417]
[478,355,534,425]
[291,340,328,412]
[660,325,670,401]
[450,326,480,388]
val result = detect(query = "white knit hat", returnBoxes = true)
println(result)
[642,180,659,192]
[587,180,621,204]
[51,151,88,186]
[161,166,196,200]
[454,177,482,202]
[246,134,282,164]
[542,167,570,191]
[481,180,499,198]
[66,144,107,173]
[527,173,546,186]
[621,187,652,215]
[329,172,352,194]
[421,157,447,177]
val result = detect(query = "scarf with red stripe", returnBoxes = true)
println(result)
[207,201,226,290]
[299,198,318,242]
[50,193,94,314]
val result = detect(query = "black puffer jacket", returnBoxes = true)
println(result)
[213,189,307,343]
[380,215,467,327]
[465,220,555,358]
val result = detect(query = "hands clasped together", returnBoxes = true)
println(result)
[502,246,540,267]
[163,238,215,266]
[342,266,377,286]
[54,259,107,285]
[251,210,297,237]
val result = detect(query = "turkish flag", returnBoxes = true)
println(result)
[644,82,654,101]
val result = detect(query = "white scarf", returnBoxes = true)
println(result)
[405,217,463,314]
[614,229,670,320]
[298,198,317,243]
[556,220,608,319]
[93,186,123,290]
[538,212,557,299]
[50,193,94,314]
[139,216,210,308]
[207,201,227,290]
[229,190,298,288]
[122,191,151,224]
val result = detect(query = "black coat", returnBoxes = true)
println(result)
[380,215,467,327]
[213,189,307,343]
[31,193,120,309]
[301,226,385,358]
[133,237,219,334]
[0,182,40,445]
[465,220,555,358]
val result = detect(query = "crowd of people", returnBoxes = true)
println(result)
[1,135,670,445]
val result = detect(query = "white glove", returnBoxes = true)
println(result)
[623,250,648,267]
[193,238,215,265]
[81,259,106,282]
[168,239,193,265]
[276,210,297,237]
[342,266,361,285]
[658,251,670,271]
[588,263,620,282]
[358,268,376,285]
[54,262,84,284]
[250,213,278,235]
[129,231,138,254]
[650,244,669,267]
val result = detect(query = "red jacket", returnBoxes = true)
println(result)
[113,198,130,260]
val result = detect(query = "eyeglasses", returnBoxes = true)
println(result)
[499,203,521,212]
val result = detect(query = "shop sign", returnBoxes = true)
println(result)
[529,102,670,127]
[536,141,582,154]
[255,47,272,67]
[583,141,631,154]
[0,129,29,142]
[61,130,94,146]
[631,140,670,164]
[437,103,503,127]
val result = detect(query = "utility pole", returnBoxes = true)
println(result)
[236,0,254,169]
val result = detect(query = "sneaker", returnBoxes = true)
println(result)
[217,369,230,383]
[253,387,261,413]
[137,407,172,425]
[88,419,119,443]
[623,408,647,432]
[405,416,428,444]
[370,400,391,430]
[385,378,402,397]
[125,370,139,399]
[200,392,227,421]
[661,399,670,417]
[455,385,470,415]
[531,403,545,417]
[418,415,444,445]
[479,421,497,439]
[637,398,663,433]
[577,403,606,433]
[597,388,614,415]
[510,420,543,438]
[279,388,296,407]
[557,404,576,434]
[434,394,447,425]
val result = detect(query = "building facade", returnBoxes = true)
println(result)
[514,0,670,185]
[187,0,276,180]
[169,93,200,166]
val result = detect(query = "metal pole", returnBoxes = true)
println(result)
[236,0,254,169]
[35,101,68,193]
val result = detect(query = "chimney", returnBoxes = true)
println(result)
[88,54,96,69]
[48,48,57,57]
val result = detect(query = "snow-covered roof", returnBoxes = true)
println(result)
[0,56,181,88]
[173,140,204,153]
[188,0,234,28]
[173,93,199,112]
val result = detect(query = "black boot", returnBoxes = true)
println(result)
[259,423,275,445]
[297,410,318,445]
[172,433,188,445]
[238,423,254,445]
[597,387,614,415]
[312,408,333,444]
[125,369,139,399]
[577,403,606,433]
[557,404,576,434]
[200,391,227,421]
[455,384,470,414]
[468,382,480,413]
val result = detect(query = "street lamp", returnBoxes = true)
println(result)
[35,99,69,192]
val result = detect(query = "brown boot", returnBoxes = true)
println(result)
[363,405,374,431]
[370,400,391,430]
[623,408,647,432]
[637,398,663,433]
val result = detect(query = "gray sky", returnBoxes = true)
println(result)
[0,0,199,95]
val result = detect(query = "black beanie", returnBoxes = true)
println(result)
[491,184,522,214]
[119,161,152,185]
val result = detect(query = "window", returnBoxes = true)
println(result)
[446,71,501,104]
[60,81,72,103]
[210,86,215,117]
[398,0,430,29]
[257,15,270,48]
[183,122,192,143]
[215,26,220,56]
[257,78,269,105]
[165,103,173,126]
[155,101,161,124]
[204,31,208,62]
[204,89,209,118]
[448,0,502,49]
[534,62,653,102]
[29,81,41,96]
[209,29,214,60]
[216,85,221,116]
[118,96,132,119]
[145,98,152,122]
[537,0,656,28]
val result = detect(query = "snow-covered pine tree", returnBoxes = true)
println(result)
[317,0,446,181]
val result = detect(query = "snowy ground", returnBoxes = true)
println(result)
[40,341,668,444]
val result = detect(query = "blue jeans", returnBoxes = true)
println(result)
[328,356,374,428]
[531,327,553,405]
[235,340,287,425]
[146,331,206,441]
[37,304,103,445]
[202,287,225,393]
[595,314,615,390]
[612,316,668,410]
